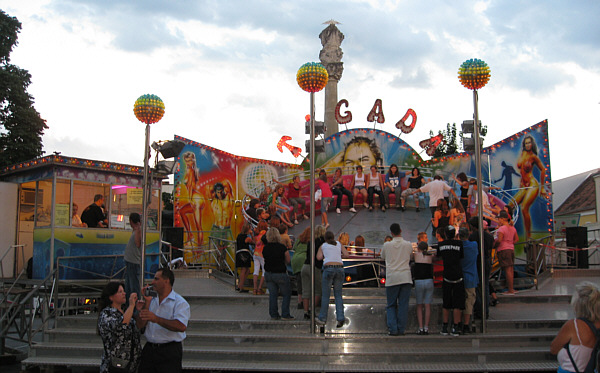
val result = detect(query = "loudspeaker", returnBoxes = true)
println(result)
[162,227,184,258]
[566,226,588,269]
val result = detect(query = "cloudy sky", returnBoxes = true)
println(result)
[1,0,599,182]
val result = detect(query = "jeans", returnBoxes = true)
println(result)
[367,186,385,207]
[385,283,412,334]
[332,186,353,209]
[125,261,141,299]
[264,272,292,318]
[318,267,345,322]
[383,186,401,207]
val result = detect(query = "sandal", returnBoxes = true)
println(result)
[253,289,259,295]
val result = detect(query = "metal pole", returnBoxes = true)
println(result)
[473,90,486,333]
[140,123,150,293]
[309,92,316,333]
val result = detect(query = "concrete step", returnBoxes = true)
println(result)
[23,354,559,372]
[27,339,556,364]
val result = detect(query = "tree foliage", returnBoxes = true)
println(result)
[429,122,488,157]
[429,123,458,158]
[0,10,47,168]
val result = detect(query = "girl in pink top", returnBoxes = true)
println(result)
[494,211,519,294]
[317,170,333,229]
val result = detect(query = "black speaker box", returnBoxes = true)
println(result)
[162,227,184,258]
[566,226,588,269]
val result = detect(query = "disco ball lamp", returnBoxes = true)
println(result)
[297,62,329,93]
[133,94,165,124]
[458,59,491,90]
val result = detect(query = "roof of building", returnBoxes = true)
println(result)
[552,168,600,212]
[554,169,600,215]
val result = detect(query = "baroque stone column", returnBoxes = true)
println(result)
[319,21,344,139]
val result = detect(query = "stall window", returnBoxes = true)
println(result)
[73,181,110,228]
[54,179,71,226]
[35,180,53,227]
[110,185,160,230]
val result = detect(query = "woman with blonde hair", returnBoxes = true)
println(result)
[551,281,600,373]
[262,227,293,320]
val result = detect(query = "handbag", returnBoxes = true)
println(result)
[108,329,134,373]
[108,356,130,373]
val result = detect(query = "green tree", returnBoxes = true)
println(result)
[0,10,47,168]
[428,122,488,157]
[429,123,458,158]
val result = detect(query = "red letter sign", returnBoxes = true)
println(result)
[366,99,385,124]
[395,108,417,134]
[419,134,444,156]
[335,99,352,124]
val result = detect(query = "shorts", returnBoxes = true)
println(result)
[498,250,515,268]
[442,279,465,310]
[321,197,332,213]
[300,264,322,298]
[236,251,252,268]
[414,279,434,304]
[253,255,265,276]
[401,188,421,198]
[464,287,476,315]
[354,186,366,191]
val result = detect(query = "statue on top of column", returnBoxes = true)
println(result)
[319,20,344,81]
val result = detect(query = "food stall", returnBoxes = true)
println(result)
[0,154,163,280]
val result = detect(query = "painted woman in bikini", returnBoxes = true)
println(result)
[177,152,204,247]
[512,135,546,240]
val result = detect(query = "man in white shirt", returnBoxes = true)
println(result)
[138,268,190,373]
[413,175,458,217]
[380,223,413,336]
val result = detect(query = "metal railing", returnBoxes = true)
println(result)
[203,236,236,276]
[491,235,554,290]
[0,268,57,351]
[53,253,160,325]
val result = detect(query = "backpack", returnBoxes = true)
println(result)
[566,318,600,373]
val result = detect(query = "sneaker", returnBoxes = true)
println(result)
[462,325,471,335]
[315,318,326,326]
[349,207,357,213]
[369,206,373,212]
[336,319,346,328]
[271,316,281,320]
[417,329,425,335]
[389,331,399,336]
[381,206,386,212]
[294,219,299,224]
[363,203,369,208]
[304,313,310,320]
[303,215,309,220]
[416,207,420,212]
[282,316,295,321]
[336,208,341,214]
[401,206,406,211]
[450,325,460,336]
[423,328,429,335]
[440,325,449,336]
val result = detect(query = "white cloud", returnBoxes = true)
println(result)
[1,0,599,181]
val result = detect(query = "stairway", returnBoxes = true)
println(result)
[21,270,573,372]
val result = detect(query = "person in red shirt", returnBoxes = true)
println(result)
[317,170,333,229]
[494,211,519,294]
